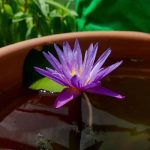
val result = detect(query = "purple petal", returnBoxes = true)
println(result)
[42,52,62,72]
[84,43,98,68]
[88,68,103,84]
[83,81,101,90]
[45,67,71,87]
[87,86,125,99]
[94,48,111,68]
[54,44,65,64]
[74,39,82,69]
[71,75,81,89]
[45,67,69,84]
[54,43,72,74]
[80,43,98,84]
[88,43,98,63]
[82,43,94,69]
[54,88,81,108]
[83,43,98,72]
[63,41,73,65]
[90,48,111,79]
[63,41,72,56]
[95,61,123,81]
[89,43,98,65]
[79,66,91,85]
[34,67,67,86]
[45,67,59,75]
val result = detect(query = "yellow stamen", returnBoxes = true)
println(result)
[70,71,76,76]
[70,67,83,77]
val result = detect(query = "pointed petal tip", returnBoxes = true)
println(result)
[55,106,60,109]
[116,60,123,68]
[75,38,79,43]
[105,48,112,54]
[34,66,40,72]
[117,60,123,64]
[93,42,99,50]
[42,52,48,59]
[54,95,74,109]
[34,66,45,72]
[115,94,125,99]
[74,38,80,48]
[42,51,51,58]
[42,51,47,55]
[54,43,58,49]
[54,102,62,109]
[54,96,67,109]
[87,86,125,100]
[95,42,99,46]
[120,60,123,64]
[34,66,48,77]
[53,88,81,109]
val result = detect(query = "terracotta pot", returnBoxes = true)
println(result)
[0,31,150,149]
[0,31,150,93]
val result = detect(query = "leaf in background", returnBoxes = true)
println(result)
[18,20,28,41]
[50,9,62,18]
[45,0,76,16]
[0,8,13,46]
[63,15,76,32]
[68,10,78,17]
[38,17,51,35]
[12,11,31,41]
[4,4,13,18]
[26,24,38,39]
[13,12,27,22]
[7,0,20,13]
[38,0,50,17]
[0,0,77,47]
[50,16,62,34]
[32,0,49,18]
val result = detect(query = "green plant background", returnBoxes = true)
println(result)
[0,0,77,47]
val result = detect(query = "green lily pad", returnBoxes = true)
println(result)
[29,77,64,92]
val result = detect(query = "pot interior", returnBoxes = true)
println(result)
[0,32,150,149]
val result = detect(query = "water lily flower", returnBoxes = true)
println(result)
[34,40,125,108]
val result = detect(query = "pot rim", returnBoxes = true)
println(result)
[1,31,150,57]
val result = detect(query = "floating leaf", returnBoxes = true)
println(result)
[29,77,64,92]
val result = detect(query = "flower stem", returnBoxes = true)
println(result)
[83,93,93,129]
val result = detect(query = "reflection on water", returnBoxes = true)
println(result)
[0,75,150,149]
[81,107,150,150]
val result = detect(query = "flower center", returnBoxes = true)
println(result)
[70,70,76,76]
[70,67,83,77]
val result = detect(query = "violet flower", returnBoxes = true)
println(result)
[34,40,125,108]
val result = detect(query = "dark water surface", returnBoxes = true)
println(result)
[0,63,150,150]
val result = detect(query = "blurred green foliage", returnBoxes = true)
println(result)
[0,0,77,47]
